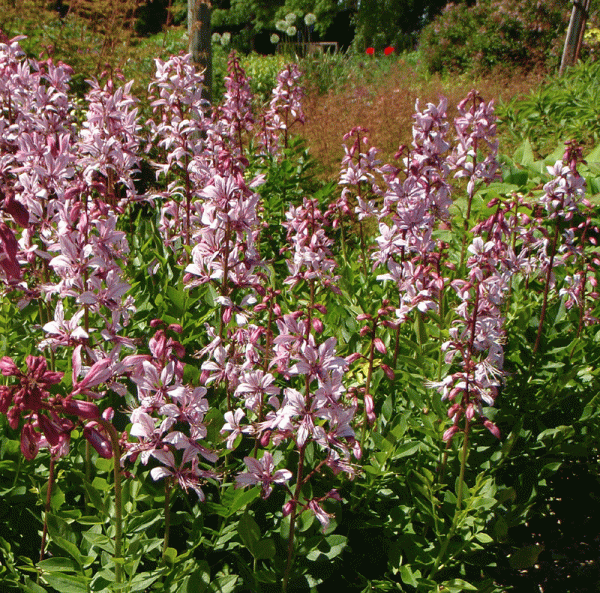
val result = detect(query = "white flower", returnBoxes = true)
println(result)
[304,13,317,26]
[270,33,280,44]
[286,26,297,37]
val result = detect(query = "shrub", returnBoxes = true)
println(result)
[419,0,569,74]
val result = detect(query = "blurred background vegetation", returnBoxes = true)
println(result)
[3,0,600,176]
[4,0,599,97]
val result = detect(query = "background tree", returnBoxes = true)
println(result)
[189,0,213,102]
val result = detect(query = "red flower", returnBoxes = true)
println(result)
[384,46,395,56]
[366,47,375,55]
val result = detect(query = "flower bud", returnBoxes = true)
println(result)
[484,419,501,439]
[443,425,460,442]
[346,352,363,364]
[282,500,295,517]
[373,337,386,354]
[38,413,62,447]
[83,424,113,459]
[380,364,395,381]
[0,356,19,376]
[62,398,100,420]
[260,430,271,447]
[21,423,40,460]
[312,318,324,333]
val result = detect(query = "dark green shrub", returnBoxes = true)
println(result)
[419,0,569,74]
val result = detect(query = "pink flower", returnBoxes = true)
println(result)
[235,452,292,499]
[366,47,375,55]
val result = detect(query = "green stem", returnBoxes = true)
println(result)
[162,481,172,562]
[533,221,560,356]
[39,456,55,563]
[456,417,471,510]
[96,418,124,589]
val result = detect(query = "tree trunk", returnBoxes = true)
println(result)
[560,0,591,75]
[188,0,212,103]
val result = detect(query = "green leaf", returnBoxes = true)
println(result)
[22,577,48,593]
[129,571,164,592]
[252,538,276,560]
[208,575,238,593]
[127,508,162,533]
[509,544,545,569]
[224,486,260,517]
[177,564,211,593]
[393,441,422,459]
[440,578,478,591]
[49,535,83,566]
[238,512,261,553]
[42,573,90,593]
[36,557,78,573]
[399,565,419,587]
[513,138,535,167]
[83,481,106,515]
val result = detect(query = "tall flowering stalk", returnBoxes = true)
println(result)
[257,63,305,154]
[533,142,588,355]
[448,90,500,269]
[122,323,218,558]
[147,53,208,249]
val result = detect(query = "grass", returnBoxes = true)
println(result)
[299,56,547,179]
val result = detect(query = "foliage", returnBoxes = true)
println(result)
[498,59,600,158]
[350,0,446,53]
[0,33,600,593]
[419,0,569,74]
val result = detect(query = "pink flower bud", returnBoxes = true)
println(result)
[0,356,19,376]
[260,430,271,447]
[380,364,395,380]
[346,352,362,364]
[62,398,100,420]
[21,423,40,460]
[484,419,501,439]
[0,385,12,414]
[447,403,462,419]
[356,313,371,321]
[364,394,376,425]
[359,325,371,337]
[83,424,112,459]
[38,413,61,447]
[373,337,386,354]
[466,403,475,420]
[314,304,327,314]
[254,303,267,312]
[3,192,29,227]
[273,303,282,316]
[312,318,324,333]
[222,307,232,324]
[150,319,164,328]
[282,500,295,517]
[443,425,460,442]
[168,324,183,334]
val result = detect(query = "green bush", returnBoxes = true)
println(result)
[498,59,600,157]
[419,0,568,75]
